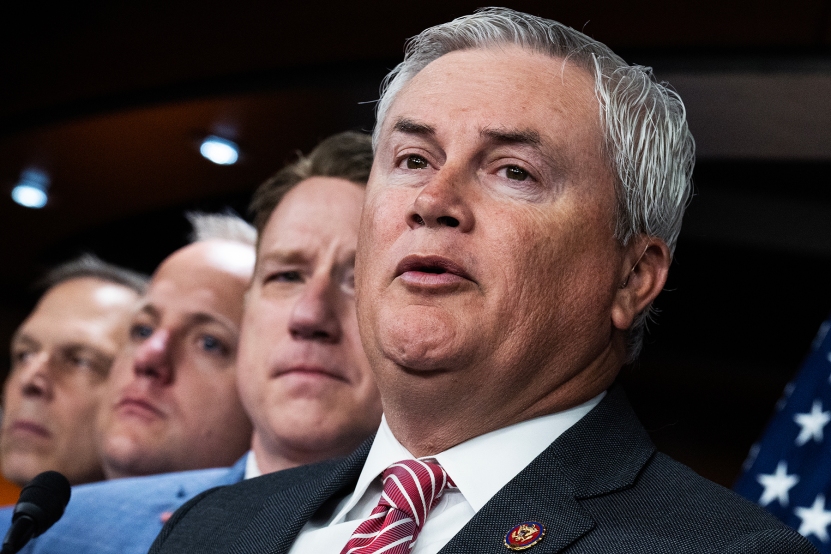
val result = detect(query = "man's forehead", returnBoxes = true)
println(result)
[38,277,136,313]
[18,280,134,335]
[135,288,239,332]
[257,178,362,263]
[382,46,599,144]
[155,241,254,284]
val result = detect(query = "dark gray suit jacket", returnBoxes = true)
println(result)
[149,386,818,553]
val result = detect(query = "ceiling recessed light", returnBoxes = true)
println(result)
[199,136,239,165]
[11,169,50,209]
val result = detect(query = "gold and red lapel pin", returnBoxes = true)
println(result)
[504,521,546,550]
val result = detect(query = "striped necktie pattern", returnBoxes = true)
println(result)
[340,458,455,554]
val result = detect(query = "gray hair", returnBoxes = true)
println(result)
[37,254,148,296]
[186,211,257,247]
[373,7,695,360]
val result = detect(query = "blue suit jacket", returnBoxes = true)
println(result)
[0,455,246,554]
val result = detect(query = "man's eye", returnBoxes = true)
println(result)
[199,335,227,355]
[341,267,355,295]
[268,271,303,283]
[11,350,33,365]
[130,324,153,341]
[405,155,429,170]
[69,355,94,369]
[504,165,529,181]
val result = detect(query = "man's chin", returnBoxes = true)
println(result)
[1,452,49,485]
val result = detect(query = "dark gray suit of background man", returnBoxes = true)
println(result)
[150,8,818,553]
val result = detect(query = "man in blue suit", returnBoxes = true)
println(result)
[0,132,383,554]
[0,457,246,554]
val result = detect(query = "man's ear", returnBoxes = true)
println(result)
[611,237,671,331]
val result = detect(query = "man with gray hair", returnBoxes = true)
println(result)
[1,255,147,487]
[151,9,815,553]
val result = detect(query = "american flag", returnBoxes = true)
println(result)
[735,318,831,552]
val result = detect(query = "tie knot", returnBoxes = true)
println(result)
[339,459,455,554]
[380,459,454,527]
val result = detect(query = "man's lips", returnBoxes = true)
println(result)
[115,397,165,420]
[272,366,347,383]
[8,420,50,439]
[395,254,474,287]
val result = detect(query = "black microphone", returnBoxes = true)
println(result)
[1,471,71,554]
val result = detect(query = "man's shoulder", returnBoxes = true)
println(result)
[637,452,788,524]
[76,463,242,502]
[577,451,815,552]
[150,450,366,554]
[5,462,246,554]
[525,386,816,552]
[161,454,346,520]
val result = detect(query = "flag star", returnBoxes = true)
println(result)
[796,494,831,543]
[794,400,831,446]
[756,461,800,507]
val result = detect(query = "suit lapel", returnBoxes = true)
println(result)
[228,440,372,554]
[440,384,654,553]
[439,458,594,553]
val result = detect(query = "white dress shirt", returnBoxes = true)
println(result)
[287,392,604,554]
[244,450,261,480]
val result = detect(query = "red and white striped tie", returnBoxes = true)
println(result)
[340,459,455,554]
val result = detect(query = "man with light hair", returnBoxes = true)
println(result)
[95,211,255,480]
[1,255,147,487]
[151,9,815,554]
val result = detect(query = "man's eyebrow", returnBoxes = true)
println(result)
[187,313,233,331]
[258,250,308,266]
[136,303,160,319]
[481,127,542,147]
[11,332,38,348]
[392,118,436,138]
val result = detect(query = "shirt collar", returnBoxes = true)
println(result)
[333,391,604,521]
[244,450,261,480]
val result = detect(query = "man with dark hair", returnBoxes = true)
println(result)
[249,131,373,236]
[151,10,815,554]
[35,253,148,296]
[0,132,382,554]
[239,130,381,477]
[1,255,147,487]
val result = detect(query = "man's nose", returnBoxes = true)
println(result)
[288,276,342,343]
[16,353,53,400]
[132,329,174,384]
[408,165,475,232]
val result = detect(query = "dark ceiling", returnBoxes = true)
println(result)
[2,0,831,487]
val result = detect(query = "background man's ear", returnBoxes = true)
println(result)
[611,237,671,331]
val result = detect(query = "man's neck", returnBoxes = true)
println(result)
[250,433,365,476]
[383,358,618,458]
